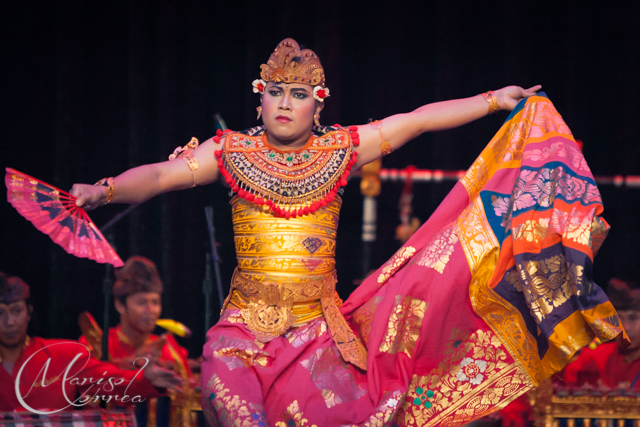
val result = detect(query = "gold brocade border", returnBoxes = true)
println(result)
[398,327,534,427]
[459,109,526,200]
[425,365,531,427]
[455,197,499,275]
[468,248,544,385]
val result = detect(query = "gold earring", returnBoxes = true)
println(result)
[256,106,262,120]
[314,113,320,127]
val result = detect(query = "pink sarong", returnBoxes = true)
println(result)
[202,95,623,426]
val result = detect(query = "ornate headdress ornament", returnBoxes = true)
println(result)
[252,38,330,102]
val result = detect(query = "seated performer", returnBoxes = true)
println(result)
[563,278,640,390]
[69,38,622,426]
[79,256,196,427]
[0,272,181,412]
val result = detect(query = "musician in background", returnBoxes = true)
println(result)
[563,278,640,390]
[0,272,180,412]
[80,256,197,427]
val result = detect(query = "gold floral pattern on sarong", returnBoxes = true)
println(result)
[460,156,489,200]
[209,335,269,370]
[301,346,366,408]
[415,227,458,274]
[220,309,244,324]
[398,328,532,427]
[456,197,499,275]
[205,374,267,427]
[345,390,405,427]
[505,254,584,324]
[379,296,428,358]
[285,319,328,348]
[377,246,416,286]
[513,219,549,243]
[275,400,317,427]
[554,207,595,246]
[352,296,384,347]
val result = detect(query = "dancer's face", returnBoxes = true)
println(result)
[261,82,322,144]
[0,300,30,349]
[116,292,162,335]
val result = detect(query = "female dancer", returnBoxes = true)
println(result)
[72,39,620,426]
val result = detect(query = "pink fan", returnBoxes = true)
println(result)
[5,168,124,267]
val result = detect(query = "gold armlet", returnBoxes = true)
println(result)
[482,91,500,114]
[169,137,200,187]
[94,177,115,205]
[370,120,393,156]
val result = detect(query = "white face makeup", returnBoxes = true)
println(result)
[261,82,321,148]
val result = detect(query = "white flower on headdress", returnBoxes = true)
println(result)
[252,79,266,94]
[313,86,330,102]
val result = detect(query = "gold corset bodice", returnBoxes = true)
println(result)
[232,195,340,282]
[222,196,367,369]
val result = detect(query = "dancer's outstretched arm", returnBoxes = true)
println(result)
[353,85,541,168]
[70,137,223,210]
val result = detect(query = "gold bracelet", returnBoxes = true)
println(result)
[169,137,200,187]
[94,177,115,205]
[369,120,393,156]
[482,91,500,114]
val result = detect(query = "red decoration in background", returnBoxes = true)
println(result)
[5,168,124,267]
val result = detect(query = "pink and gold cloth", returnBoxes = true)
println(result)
[202,95,623,426]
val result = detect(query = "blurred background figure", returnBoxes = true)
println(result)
[80,256,199,427]
[0,271,179,412]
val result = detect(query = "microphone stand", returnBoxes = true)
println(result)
[98,204,140,362]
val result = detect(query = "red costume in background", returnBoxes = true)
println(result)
[80,325,193,427]
[563,342,640,389]
[0,336,158,411]
[80,325,191,374]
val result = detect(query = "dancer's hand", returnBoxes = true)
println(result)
[70,183,106,210]
[495,85,542,111]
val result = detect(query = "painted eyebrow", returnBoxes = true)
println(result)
[290,88,310,93]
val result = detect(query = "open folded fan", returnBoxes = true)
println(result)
[5,168,124,267]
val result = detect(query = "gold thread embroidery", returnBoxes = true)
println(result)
[456,197,499,275]
[275,400,318,427]
[377,246,416,286]
[352,296,384,347]
[204,374,267,427]
[591,314,622,342]
[415,228,459,274]
[300,347,366,409]
[513,218,550,243]
[468,249,543,385]
[398,328,533,426]
[505,254,582,324]
[590,216,610,256]
[379,296,428,358]
[345,390,404,427]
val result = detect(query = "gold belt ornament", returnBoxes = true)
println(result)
[223,268,368,370]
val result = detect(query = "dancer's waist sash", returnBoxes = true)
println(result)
[222,268,367,369]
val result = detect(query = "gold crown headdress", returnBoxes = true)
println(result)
[252,38,330,102]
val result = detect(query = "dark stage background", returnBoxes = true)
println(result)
[2,1,639,357]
